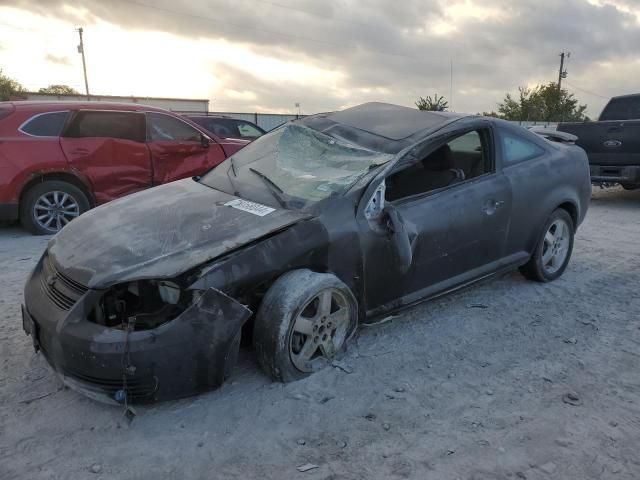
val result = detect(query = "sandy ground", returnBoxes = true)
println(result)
[0,186,639,480]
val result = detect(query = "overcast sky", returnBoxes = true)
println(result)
[1,0,639,116]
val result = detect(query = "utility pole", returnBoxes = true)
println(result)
[77,27,90,98]
[450,59,453,112]
[557,52,570,122]
[557,51,568,93]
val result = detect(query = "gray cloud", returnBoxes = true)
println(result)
[8,0,640,116]
[44,53,71,66]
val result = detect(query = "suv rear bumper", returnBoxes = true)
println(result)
[0,203,19,221]
[590,165,640,185]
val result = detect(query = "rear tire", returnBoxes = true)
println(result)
[20,181,90,235]
[621,184,638,191]
[253,269,358,383]
[519,209,574,282]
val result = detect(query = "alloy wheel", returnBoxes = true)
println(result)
[32,190,80,233]
[289,288,351,372]
[541,218,571,274]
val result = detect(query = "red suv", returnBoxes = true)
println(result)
[0,102,249,234]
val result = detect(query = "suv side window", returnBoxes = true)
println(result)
[63,111,146,142]
[147,112,202,142]
[20,111,69,137]
[501,131,545,165]
[237,121,263,138]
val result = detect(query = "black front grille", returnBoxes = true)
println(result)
[40,256,88,310]
[64,368,158,400]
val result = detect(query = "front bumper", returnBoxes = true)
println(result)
[23,254,252,404]
[590,165,640,186]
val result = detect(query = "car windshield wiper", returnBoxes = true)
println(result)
[249,168,287,209]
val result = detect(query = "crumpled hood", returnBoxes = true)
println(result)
[48,179,310,289]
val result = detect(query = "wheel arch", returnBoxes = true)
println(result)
[557,200,578,228]
[19,171,95,208]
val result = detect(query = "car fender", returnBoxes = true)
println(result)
[17,167,95,206]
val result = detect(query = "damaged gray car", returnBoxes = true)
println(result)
[22,102,591,403]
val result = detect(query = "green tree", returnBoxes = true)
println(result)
[416,94,449,112]
[497,83,589,122]
[0,69,26,101]
[38,84,80,95]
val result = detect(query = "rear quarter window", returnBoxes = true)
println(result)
[501,130,546,165]
[20,111,69,137]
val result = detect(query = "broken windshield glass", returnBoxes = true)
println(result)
[200,123,394,209]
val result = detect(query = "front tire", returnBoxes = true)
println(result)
[253,269,358,383]
[519,208,574,282]
[20,181,90,235]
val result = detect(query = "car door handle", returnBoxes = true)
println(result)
[482,199,505,215]
[607,126,622,133]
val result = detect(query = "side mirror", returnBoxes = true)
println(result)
[200,134,211,148]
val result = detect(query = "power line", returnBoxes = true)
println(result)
[0,22,39,32]
[564,81,609,100]
[246,0,372,28]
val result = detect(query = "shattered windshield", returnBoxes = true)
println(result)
[199,123,393,209]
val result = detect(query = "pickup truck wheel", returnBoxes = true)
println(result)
[520,209,574,282]
[253,269,358,383]
[20,181,90,235]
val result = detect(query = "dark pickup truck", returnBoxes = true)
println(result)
[558,93,640,189]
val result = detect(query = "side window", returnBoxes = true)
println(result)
[237,121,263,138]
[21,111,68,137]
[63,111,145,142]
[147,112,202,142]
[386,129,492,202]
[501,131,545,165]
[627,96,640,120]
[205,119,237,138]
[599,97,640,121]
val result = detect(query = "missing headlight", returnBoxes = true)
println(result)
[157,281,181,305]
[89,280,192,331]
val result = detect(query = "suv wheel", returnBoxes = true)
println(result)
[20,181,90,235]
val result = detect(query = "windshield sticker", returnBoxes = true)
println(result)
[224,199,276,216]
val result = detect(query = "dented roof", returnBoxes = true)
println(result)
[301,102,467,153]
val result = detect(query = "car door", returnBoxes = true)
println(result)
[60,110,151,204]
[616,96,640,166]
[359,125,513,314]
[146,112,226,185]
[596,96,640,167]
